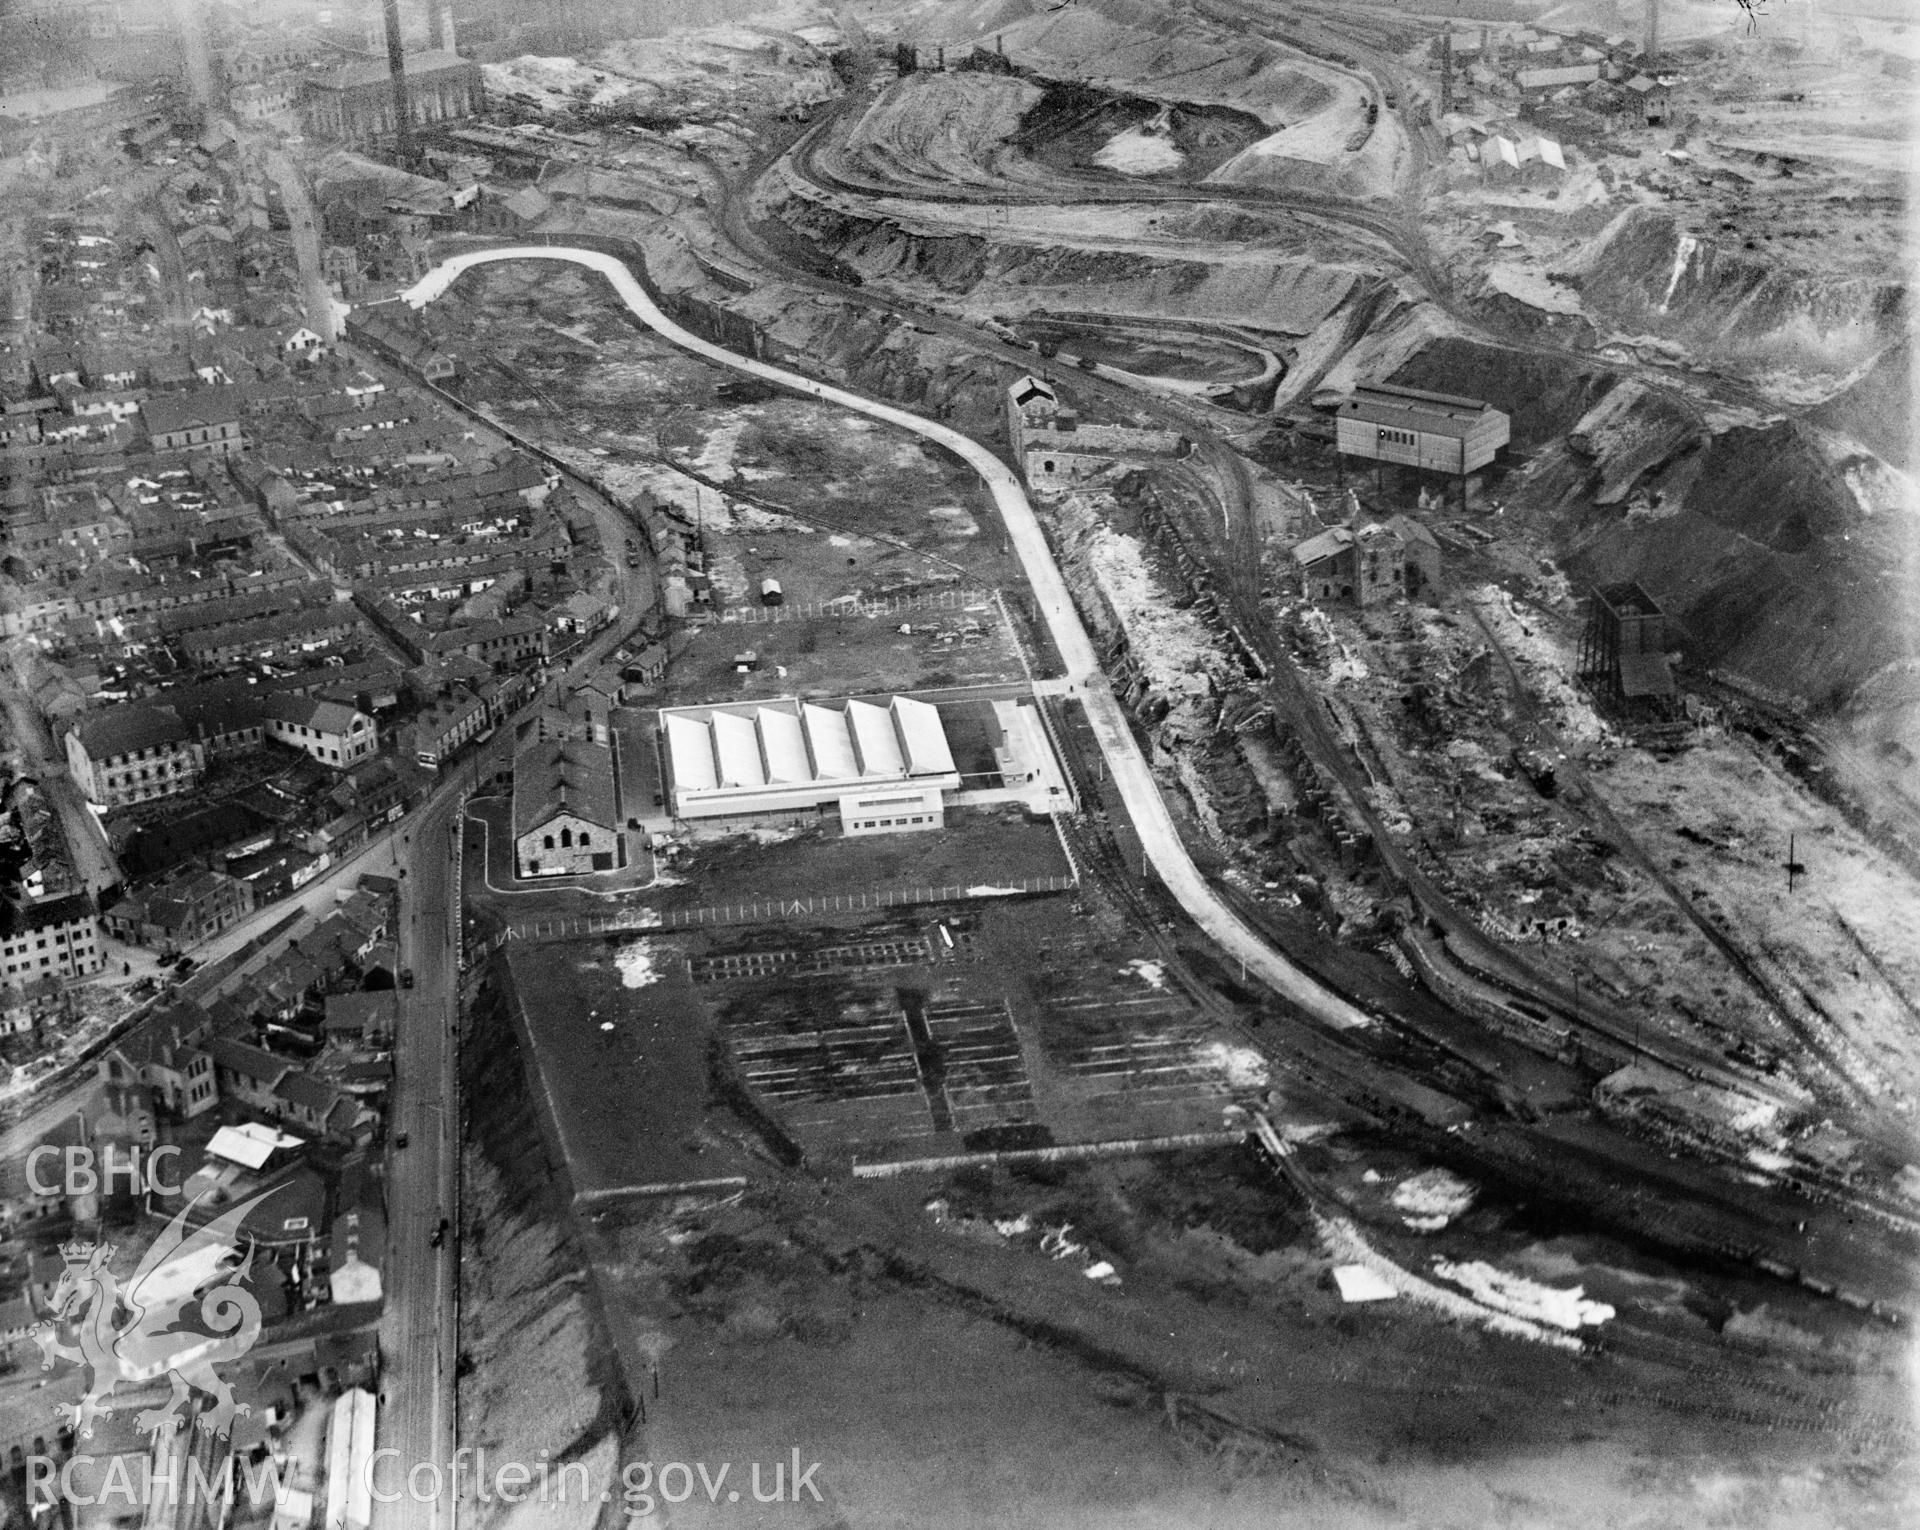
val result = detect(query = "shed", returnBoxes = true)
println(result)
[760,577,784,606]
[1333,383,1511,478]
[1624,74,1671,125]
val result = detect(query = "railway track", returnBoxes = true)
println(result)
[635,41,1920,1306]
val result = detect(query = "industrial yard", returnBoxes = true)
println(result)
[5,0,1917,1526]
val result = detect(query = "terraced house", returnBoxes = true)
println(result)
[0,894,103,984]
[141,390,244,455]
[63,704,205,808]
[265,693,378,769]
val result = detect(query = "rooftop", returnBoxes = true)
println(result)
[512,737,618,840]
[662,695,958,801]
[142,389,243,435]
[308,49,476,93]
[72,702,190,761]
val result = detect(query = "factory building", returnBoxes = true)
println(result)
[513,738,622,878]
[1004,376,1186,494]
[300,51,483,144]
[660,695,960,834]
[1290,515,1441,606]
[1334,383,1510,479]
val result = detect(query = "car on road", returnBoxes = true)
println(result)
[430,1217,449,1248]
[395,1131,409,1149]
[401,968,415,989]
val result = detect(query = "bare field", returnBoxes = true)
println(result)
[664,597,1028,703]
[501,939,748,1194]
[598,1140,1916,1530]
[654,806,1070,907]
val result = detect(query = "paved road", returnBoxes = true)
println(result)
[265,150,342,344]
[361,548,661,1530]
[404,247,1376,1034]
[372,789,462,1530]
[0,669,120,896]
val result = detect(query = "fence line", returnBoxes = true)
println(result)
[718,588,993,625]
[503,875,1078,941]
[853,1130,1245,1179]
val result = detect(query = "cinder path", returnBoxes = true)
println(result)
[405,246,1375,1032]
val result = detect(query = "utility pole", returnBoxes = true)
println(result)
[1786,832,1805,894]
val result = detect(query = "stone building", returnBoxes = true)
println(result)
[300,51,483,145]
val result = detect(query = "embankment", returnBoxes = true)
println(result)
[459,961,636,1530]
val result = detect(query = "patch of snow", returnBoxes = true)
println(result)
[1197,1041,1270,1091]
[1059,495,1227,702]
[614,940,663,989]
[1333,1264,1398,1302]
[1488,262,1584,315]
[1467,585,1616,749]
[1328,648,1370,683]
[686,418,748,483]
[927,503,979,536]
[1843,458,1918,520]
[1390,1167,1476,1231]
[1658,232,1698,313]
[1431,1259,1615,1331]
[1317,1211,1582,1352]
[1094,127,1186,175]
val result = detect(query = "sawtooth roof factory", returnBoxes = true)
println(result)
[660,694,960,835]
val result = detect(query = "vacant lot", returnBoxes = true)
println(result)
[502,938,744,1194]
[664,592,1027,704]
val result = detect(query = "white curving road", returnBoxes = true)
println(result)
[403,246,1374,1032]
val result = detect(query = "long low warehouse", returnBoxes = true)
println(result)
[659,694,961,834]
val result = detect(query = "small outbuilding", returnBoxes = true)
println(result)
[1624,74,1671,126]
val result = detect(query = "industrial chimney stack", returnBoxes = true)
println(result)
[382,0,413,158]
[431,4,457,53]
[173,0,219,109]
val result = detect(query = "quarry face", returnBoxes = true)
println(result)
[6,1,1917,1528]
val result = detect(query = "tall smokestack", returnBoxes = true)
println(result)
[382,0,413,158]
[173,0,218,108]
[432,5,456,53]
[1645,0,1659,68]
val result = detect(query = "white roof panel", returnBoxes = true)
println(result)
[711,710,766,789]
[206,1124,276,1170]
[757,707,810,783]
[803,703,857,780]
[846,699,904,777]
[891,695,955,776]
[663,712,717,793]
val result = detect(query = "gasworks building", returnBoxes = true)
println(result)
[659,695,960,834]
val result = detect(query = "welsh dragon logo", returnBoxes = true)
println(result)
[32,1189,277,1440]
